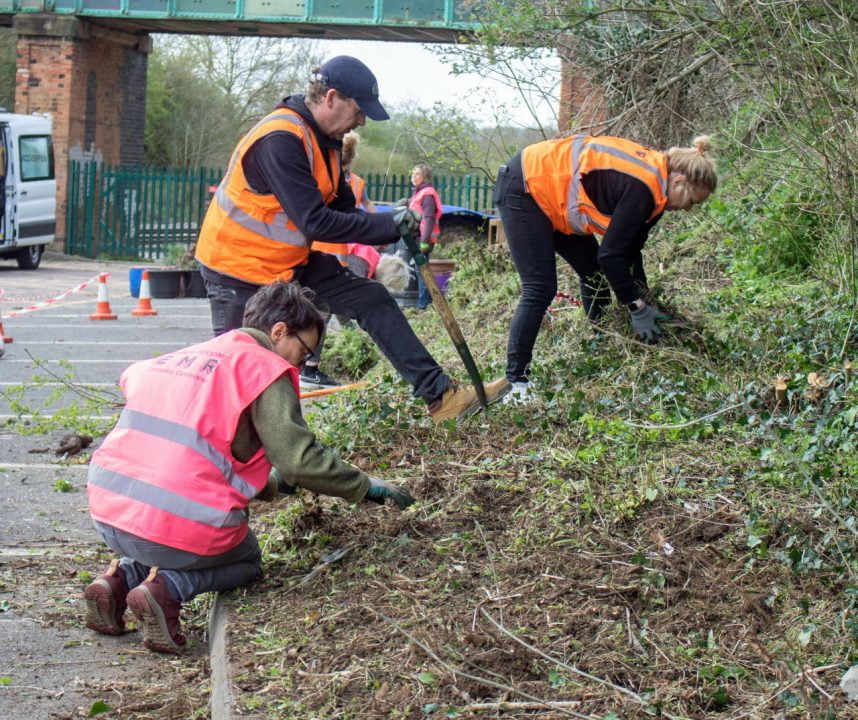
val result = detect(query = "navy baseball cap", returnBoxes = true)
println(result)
[318,56,390,121]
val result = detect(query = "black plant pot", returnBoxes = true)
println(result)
[147,269,183,298]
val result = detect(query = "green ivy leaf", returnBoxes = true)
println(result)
[548,669,567,688]
[418,671,437,686]
[89,700,110,716]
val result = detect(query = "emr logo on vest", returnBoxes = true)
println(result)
[153,350,222,377]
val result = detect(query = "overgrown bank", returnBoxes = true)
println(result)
[226,145,856,719]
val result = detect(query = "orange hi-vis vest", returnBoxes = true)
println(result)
[347,171,373,212]
[196,108,342,284]
[409,185,443,244]
[316,172,374,264]
[87,331,298,556]
[522,135,668,236]
[314,170,370,260]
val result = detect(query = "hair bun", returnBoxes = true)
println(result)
[693,135,712,154]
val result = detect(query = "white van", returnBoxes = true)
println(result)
[0,112,56,270]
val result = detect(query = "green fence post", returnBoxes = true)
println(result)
[65,160,76,254]
[84,160,96,258]
[198,165,208,236]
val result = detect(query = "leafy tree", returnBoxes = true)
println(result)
[163,35,323,128]
[0,29,15,112]
[145,45,238,167]
[441,0,856,298]
[144,35,322,167]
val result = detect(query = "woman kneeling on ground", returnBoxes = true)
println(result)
[494,134,717,403]
[83,281,413,653]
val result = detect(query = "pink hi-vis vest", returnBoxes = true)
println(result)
[346,243,381,278]
[408,185,442,244]
[87,331,298,556]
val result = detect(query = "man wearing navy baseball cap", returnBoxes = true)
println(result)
[195,56,512,421]
[316,55,390,122]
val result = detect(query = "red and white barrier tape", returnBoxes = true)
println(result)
[4,273,106,318]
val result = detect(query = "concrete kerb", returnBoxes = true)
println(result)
[208,592,236,720]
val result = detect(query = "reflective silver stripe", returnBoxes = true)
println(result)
[566,136,666,234]
[566,135,601,234]
[117,408,259,500]
[89,464,246,528]
[587,140,667,196]
[222,112,314,187]
[212,111,315,246]
[214,186,309,246]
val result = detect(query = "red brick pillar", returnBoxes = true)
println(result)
[557,49,608,134]
[13,15,150,247]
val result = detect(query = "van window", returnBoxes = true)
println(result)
[19,135,54,181]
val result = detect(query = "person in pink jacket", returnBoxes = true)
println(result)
[407,164,443,310]
[83,282,413,653]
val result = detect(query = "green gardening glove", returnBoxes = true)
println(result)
[419,241,431,253]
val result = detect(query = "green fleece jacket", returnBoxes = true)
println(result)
[231,328,369,503]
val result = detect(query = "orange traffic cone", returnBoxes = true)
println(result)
[0,310,12,344]
[131,270,158,316]
[90,273,118,320]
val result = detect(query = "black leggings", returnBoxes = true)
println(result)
[494,154,609,383]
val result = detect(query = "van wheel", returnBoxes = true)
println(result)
[16,245,43,270]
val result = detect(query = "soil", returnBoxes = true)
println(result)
[225,429,852,719]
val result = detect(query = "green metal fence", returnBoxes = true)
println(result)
[66,161,495,259]
[363,173,495,212]
[66,160,222,260]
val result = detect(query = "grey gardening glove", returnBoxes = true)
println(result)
[630,302,670,342]
[392,206,422,237]
[264,466,296,498]
[394,197,410,208]
[364,476,415,510]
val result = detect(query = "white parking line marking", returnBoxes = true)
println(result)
[1,359,147,364]
[18,341,191,346]
[0,463,89,470]
[0,382,116,387]
[0,414,115,420]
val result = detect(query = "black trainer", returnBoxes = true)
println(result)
[299,367,341,390]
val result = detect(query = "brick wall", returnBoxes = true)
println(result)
[13,16,149,246]
[557,52,608,134]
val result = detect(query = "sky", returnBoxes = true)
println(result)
[316,39,559,127]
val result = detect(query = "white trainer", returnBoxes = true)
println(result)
[503,381,532,404]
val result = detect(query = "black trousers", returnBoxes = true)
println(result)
[494,154,610,383]
[203,251,450,403]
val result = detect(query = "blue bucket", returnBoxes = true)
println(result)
[128,267,153,298]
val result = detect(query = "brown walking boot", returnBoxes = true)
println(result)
[428,377,511,423]
[84,558,130,636]
[126,567,187,654]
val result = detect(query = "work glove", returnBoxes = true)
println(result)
[392,206,422,237]
[364,476,415,510]
[630,302,671,343]
[256,467,296,502]
[419,241,431,253]
[394,197,410,208]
